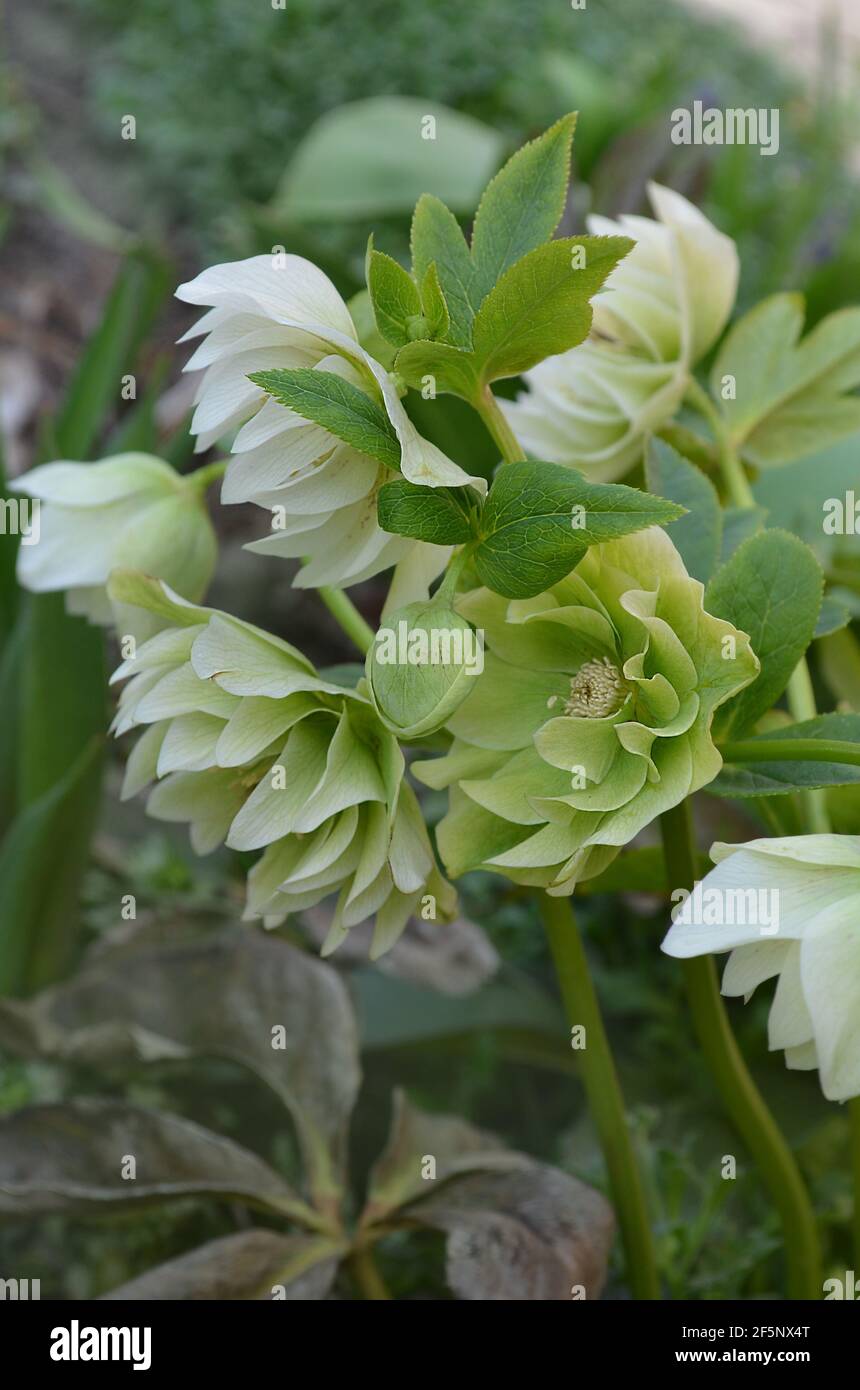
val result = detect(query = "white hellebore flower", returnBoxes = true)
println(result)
[11,453,216,625]
[504,183,738,481]
[107,570,455,958]
[662,836,860,1102]
[176,253,482,596]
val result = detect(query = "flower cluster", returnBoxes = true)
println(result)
[504,184,739,479]
[108,570,454,957]
[415,528,758,892]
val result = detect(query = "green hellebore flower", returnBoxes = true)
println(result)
[11,453,216,625]
[414,527,758,893]
[662,835,860,1103]
[107,570,455,958]
[366,598,483,739]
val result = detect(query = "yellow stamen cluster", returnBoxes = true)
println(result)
[563,656,627,719]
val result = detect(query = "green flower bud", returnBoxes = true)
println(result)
[367,599,483,739]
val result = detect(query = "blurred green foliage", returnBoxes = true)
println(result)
[66,0,860,319]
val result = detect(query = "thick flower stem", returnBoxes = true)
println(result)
[661,799,822,1299]
[186,458,229,493]
[347,1244,391,1300]
[720,737,860,769]
[786,663,832,834]
[315,585,374,654]
[539,892,661,1299]
[476,386,525,465]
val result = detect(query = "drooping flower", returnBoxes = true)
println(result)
[413,527,758,893]
[176,253,481,596]
[108,569,455,957]
[662,835,860,1103]
[11,454,216,625]
[504,184,738,480]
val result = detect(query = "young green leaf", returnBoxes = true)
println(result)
[467,112,577,309]
[707,529,823,739]
[472,236,632,383]
[397,236,632,403]
[249,368,401,469]
[366,242,424,349]
[645,437,722,583]
[472,461,684,599]
[377,477,474,544]
[410,194,476,349]
[711,294,860,467]
[420,262,450,341]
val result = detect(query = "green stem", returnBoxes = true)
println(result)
[539,892,660,1299]
[661,800,821,1299]
[348,1244,391,1301]
[720,737,860,769]
[185,458,229,493]
[316,584,374,655]
[475,386,525,464]
[851,1099,860,1270]
[786,662,832,833]
[685,378,754,509]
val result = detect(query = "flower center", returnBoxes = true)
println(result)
[563,657,627,719]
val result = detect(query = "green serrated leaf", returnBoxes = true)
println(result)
[645,437,722,583]
[711,294,860,467]
[707,529,823,739]
[467,112,577,310]
[471,235,632,384]
[366,242,423,349]
[249,368,400,469]
[377,477,474,544]
[472,461,683,600]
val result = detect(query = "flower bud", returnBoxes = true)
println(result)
[367,599,483,739]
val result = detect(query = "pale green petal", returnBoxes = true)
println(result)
[226,719,333,851]
[157,712,226,774]
[388,785,433,894]
[721,940,792,998]
[215,693,319,767]
[120,721,168,799]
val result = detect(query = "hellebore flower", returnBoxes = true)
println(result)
[176,253,481,594]
[662,835,860,1102]
[11,454,216,625]
[413,527,758,893]
[108,570,455,957]
[504,184,738,480]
